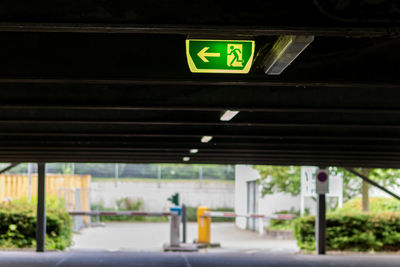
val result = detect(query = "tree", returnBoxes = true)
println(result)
[361,168,370,211]
[254,165,400,209]
[61,163,73,174]
[329,167,360,202]
[254,165,301,196]
[335,167,400,211]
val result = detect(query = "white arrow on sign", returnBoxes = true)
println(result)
[197,47,220,62]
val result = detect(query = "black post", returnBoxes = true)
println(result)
[36,163,46,252]
[182,204,187,243]
[316,194,326,255]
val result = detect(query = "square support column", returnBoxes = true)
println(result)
[36,163,46,252]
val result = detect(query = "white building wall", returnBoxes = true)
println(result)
[258,193,300,216]
[235,165,316,231]
[91,180,235,211]
[234,165,261,229]
[235,165,400,234]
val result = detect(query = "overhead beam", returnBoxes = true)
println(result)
[2,104,400,114]
[0,83,399,110]
[0,156,397,169]
[3,138,400,149]
[4,146,400,155]
[3,145,400,156]
[0,152,400,161]
[0,151,399,161]
[1,119,400,129]
[0,23,394,37]
[0,77,397,88]
[1,132,400,143]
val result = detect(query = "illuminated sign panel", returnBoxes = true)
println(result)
[186,39,255,74]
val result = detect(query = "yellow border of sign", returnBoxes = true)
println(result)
[186,39,255,74]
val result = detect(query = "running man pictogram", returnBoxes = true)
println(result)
[227,44,244,67]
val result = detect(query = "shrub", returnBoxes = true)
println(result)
[0,197,72,250]
[338,197,400,213]
[116,197,143,211]
[92,197,168,222]
[186,206,234,222]
[267,208,299,231]
[294,212,400,252]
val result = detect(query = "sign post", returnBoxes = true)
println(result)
[186,39,255,74]
[300,167,342,215]
[315,169,329,255]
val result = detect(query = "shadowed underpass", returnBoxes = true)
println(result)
[0,0,399,266]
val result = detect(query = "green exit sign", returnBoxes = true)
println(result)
[186,39,255,74]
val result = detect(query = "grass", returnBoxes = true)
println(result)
[267,220,294,231]
[91,198,170,223]
[265,208,299,231]
[97,215,169,223]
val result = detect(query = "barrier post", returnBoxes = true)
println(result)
[182,204,187,243]
[197,206,211,244]
[170,206,181,247]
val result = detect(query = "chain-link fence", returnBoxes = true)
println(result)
[2,163,235,181]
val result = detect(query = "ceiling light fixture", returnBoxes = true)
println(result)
[220,110,239,121]
[183,157,190,162]
[263,35,314,75]
[190,149,199,154]
[201,136,213,143]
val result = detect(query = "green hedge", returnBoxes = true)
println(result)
[186,206,234,222]
[0,197,72,250]
[294,212,400,251]
[267,208,300,231]
[91,197,168,222]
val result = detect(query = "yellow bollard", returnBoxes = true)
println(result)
[197,206,211,244]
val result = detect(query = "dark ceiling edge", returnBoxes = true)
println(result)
[2,105,400,114]
[0,23,397,37]
[1,120,400,129]
[0,77,398,88]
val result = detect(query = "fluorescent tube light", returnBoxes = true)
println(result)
[201,136,213,143]
[220,110,239,121]
[183,157,190,162]
[264,35,314,75]
[190,149,199,154]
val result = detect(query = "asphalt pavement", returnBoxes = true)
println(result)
[2,223,399,266]
[0,251,400,267]
[71,222,298,253]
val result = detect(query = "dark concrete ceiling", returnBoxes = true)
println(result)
[0,0,399,167]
